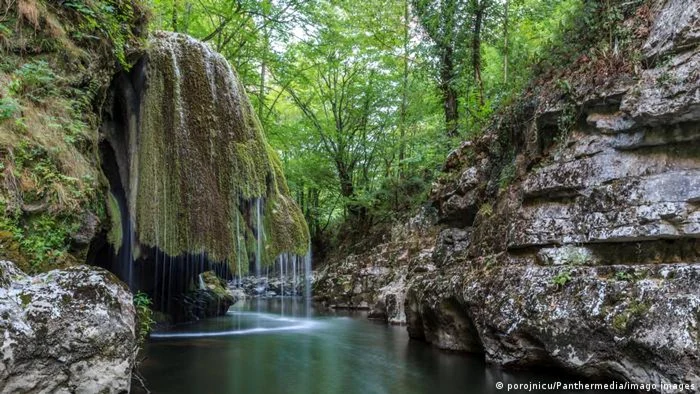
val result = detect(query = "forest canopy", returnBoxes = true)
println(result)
[146,0,609,250]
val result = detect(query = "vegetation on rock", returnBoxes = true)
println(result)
[0,0,148,273]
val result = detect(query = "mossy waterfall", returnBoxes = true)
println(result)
[94,32,310,318]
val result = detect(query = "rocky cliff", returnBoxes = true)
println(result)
[315,0,700,387]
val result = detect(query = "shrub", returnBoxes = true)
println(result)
[133,291,155,344]
[0,96,20,121]
[9,60,57,102]
[552,269,572,288]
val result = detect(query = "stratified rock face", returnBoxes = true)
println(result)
[314,209,438,324]
[0,261,136,393]
[317,0,700,387]
[403,0,700,387]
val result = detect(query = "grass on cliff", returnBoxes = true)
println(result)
[436,0,654,194]
[0,0,148,273]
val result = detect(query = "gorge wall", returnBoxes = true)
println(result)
[1,0,309,325]
[315,0,700,387]
[1,2,310,388]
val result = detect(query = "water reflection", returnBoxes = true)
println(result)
[140,298,625,394]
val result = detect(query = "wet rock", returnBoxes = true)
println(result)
[177,271,235,321]
[71,210,100,247]
[313,208,437,324]
[406,264,700,386]
[0,261,136,393]
[236,275,308,297]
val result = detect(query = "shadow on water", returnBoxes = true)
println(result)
[138,298,631,394]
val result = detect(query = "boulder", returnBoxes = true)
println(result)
[175,271,236,321]
[0,261,136,393]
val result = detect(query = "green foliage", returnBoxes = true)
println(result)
[614,271,633,282]
[133,291,155,344]
[63,0,145,69]
[0,96,20,121]
[552,269,572,288]
[0,202,79,272]
[478,203,493,218]
[9,61,57,102]
[612,300,650,332]
[614,270,645,282]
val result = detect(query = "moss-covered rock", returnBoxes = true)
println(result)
[113,32,309,273]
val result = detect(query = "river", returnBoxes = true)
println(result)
[139,298,622,394]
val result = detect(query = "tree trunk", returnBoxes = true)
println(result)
[399,0,410,175]
[440,45,459,137]
[472,0,485,106]
[259,60,266,120]
[171,0,178,32]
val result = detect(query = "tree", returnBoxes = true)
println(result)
[412,0,466,137]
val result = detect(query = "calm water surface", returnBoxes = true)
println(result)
[140,298,616,394]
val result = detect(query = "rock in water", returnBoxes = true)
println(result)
[0,261,135,393]
[176,271,236,321]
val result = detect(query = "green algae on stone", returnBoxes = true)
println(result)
[107,192,123,254]
[132,32,309,271]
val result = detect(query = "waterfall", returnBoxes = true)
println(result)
[235,211,242,286]
[255,198,263,278]
[292,255,297,295]
[304,247,312,315]
[98,31,310,319]
[279,255,284,297]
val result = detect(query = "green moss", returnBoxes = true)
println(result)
[478,203,493,218]
[133,33,309,273]
[0,0,147,272]
[612,300,650,332]
[19,292,32,307]
[106,192,122,253]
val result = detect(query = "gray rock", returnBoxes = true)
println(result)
[406,264,700,386]
[71,210,100,247]
[621,50,700,126]
[0,261,136,393]
[643,0,700,60]
[314,209,437,323]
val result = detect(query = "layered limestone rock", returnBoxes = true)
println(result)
[314,209,438,324]
[317,0,700,386]
[0,261,136,393]
[405,0,700,387]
